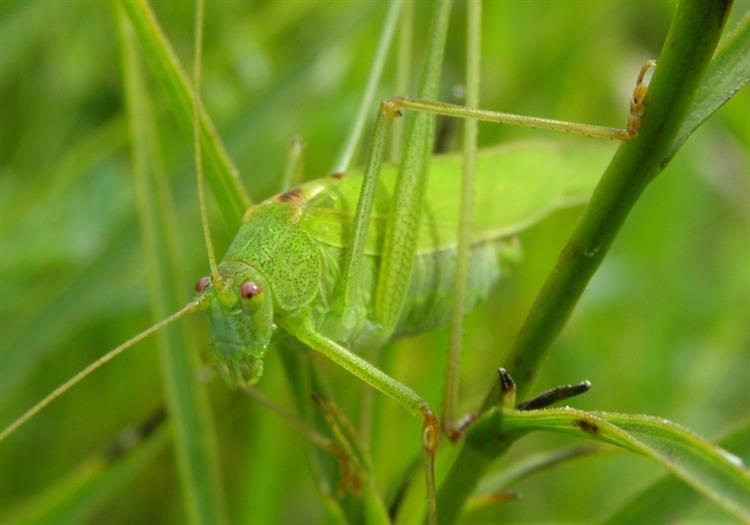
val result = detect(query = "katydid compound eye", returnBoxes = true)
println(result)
[240,281,262,299]
[195,276,211,293]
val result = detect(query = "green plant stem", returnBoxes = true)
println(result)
[390,0,414,163]
[118,0,250,229]
[118,11,228,525]
[487,0,734,404]
[442,0,480,432]
[9,413,170,525]
[437,410,514,525]
[438,1,734,523]
[332,0,402,174]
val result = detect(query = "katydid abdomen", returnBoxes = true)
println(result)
[209,140,613,385]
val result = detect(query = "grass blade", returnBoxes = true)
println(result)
[599,418,750,524]
[276,344,352,523]
[117,0,250,229]
[312,393,390,525]
[8,411,167,525]
[472,444,604,508]
[118,11,228,525]
[668,10,750,159]
[332,0,402,174]
[443,0,481,431]
[491,408,750,524]
[389,0,414,163]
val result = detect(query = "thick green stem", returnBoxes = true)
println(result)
[438,1,734,522]
[437,409,515,524]
[487,0,733,404]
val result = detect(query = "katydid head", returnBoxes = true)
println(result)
[195,262,276,387]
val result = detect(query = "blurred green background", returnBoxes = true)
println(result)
[0,0,748,523]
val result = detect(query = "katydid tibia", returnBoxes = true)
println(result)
[0,9,656,520]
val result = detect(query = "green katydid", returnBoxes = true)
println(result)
[0,1,657,521]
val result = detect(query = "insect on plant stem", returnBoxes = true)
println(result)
[1,2,670,522]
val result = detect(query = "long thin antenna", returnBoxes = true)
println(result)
[0,300,202,444]
[193,0,220,283]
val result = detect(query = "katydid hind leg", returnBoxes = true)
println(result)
[325,103,399,343]
[324,0,408,342]
[386,59,657,143]
[373,0,454,343]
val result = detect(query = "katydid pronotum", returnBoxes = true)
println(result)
[0,3,658,522]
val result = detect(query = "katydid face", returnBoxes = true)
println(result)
[197,262,275,387]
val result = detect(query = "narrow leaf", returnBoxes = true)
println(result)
[668,11,750,159]
[599,418,750,525]
[495,408,750,524]
[118,12,228,525]
[8,414,169,525]
[117,0,250,228]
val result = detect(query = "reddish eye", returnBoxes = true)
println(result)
[240,281,262,299]
[195,276,211,293]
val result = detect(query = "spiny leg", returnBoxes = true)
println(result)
[335,60,659,405]
[326,101,400,341]
[326,0,452,445]
[373,0,454,345]
[389,0,414,164]
[287,321,439,524]
[389,68,655,145]
[381,58,655,144]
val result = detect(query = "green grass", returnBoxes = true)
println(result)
[0,1,748,523]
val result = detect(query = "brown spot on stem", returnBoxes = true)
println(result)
[562,243,581,261]
[330,171,345,180]
[573,418,599,435]
[276,187,305,204]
